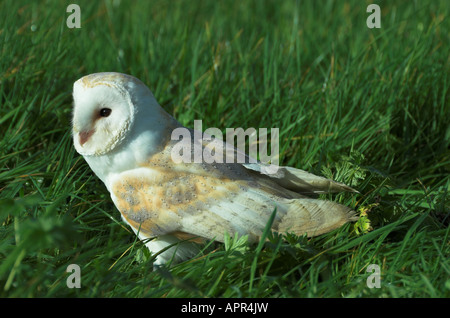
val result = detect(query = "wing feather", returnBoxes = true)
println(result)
[243,163,358,194]
[109,130,357,244]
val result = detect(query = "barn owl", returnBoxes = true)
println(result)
[72,72,358,266]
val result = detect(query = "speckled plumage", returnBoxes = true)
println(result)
[72,72,358,265]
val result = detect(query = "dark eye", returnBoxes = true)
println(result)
[99,108,112,117]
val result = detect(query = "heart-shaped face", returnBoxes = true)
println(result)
[72,73,137,156]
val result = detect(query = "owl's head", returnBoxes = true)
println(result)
[72,72,156,156]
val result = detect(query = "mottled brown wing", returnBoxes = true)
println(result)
[109,130,357,242]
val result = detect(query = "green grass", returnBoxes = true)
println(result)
[0,0,449,298]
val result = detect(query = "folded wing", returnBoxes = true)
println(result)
[109,135,357,243]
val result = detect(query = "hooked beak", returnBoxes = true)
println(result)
[79,129,95,146]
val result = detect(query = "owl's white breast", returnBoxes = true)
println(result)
[83,126,160,192]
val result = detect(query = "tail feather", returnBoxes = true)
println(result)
[274,198,358,237]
